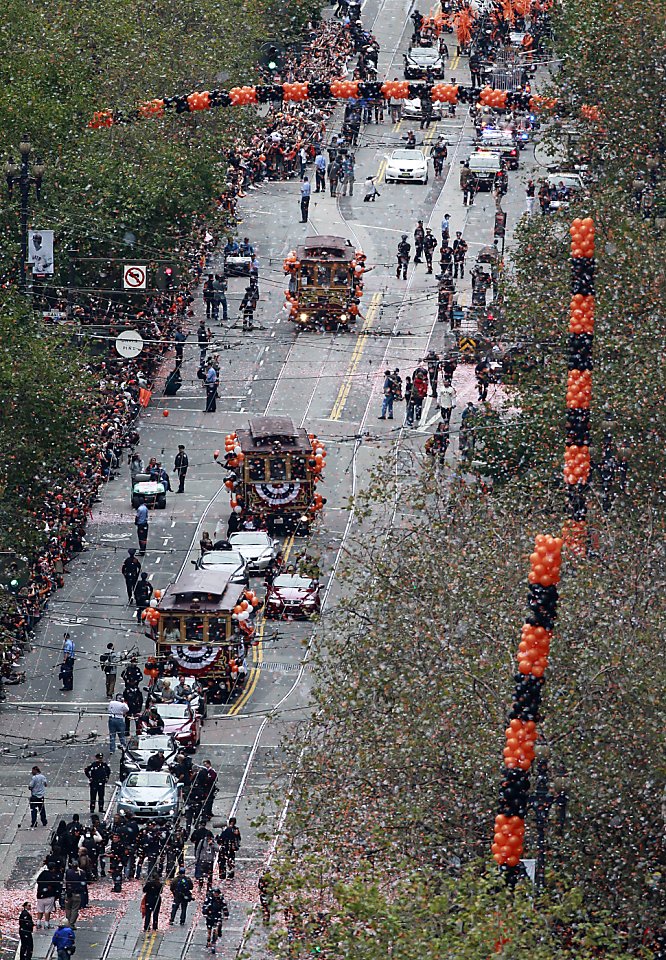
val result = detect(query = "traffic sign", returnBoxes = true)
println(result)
[115,330,144,359]
[123,264,147,289]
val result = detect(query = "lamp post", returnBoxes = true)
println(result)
[5,137,46,294]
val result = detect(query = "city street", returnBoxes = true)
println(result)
[0,3,544,959]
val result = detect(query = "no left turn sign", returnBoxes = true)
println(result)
[123,264,147,289]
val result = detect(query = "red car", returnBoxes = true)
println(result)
[265,574,321,619]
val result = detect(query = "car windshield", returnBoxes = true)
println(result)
[125,772,173,788]
[391,150,425,161]
[230,533,270,546]
[156,704,190,719]
[273,575,314,589]
[202,551,244,566]
[133,735,172,752]
[410,50,438,61]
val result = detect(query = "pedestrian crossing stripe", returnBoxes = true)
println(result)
[459,337,477,352]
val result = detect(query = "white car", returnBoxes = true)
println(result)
[120,734,178,779]
[227,530,279,573]
[402,98,445,120]
[195,548,249,584]
[385,149,429,184]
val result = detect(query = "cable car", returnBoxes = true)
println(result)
[283,235,365,331]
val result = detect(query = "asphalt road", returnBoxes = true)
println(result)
[0,3,547,959]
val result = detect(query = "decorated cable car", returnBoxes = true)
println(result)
[156,569,260,677]
[218,416,326,534]
[283,235,367,331]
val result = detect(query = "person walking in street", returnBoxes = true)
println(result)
[328,157,342,197]
[423,228,437,274]
[29,766,47,829]
[85,753,111,813]
[437,380,456,425]
[134,571,153,624]
[59,655,74,692]
[396,234,411,280]
[198,320,210,366]
[100,642,118,697]
[19,902,34,960]
[314,152,326,193]
[413,220,425,264]
[142,875,163,932]
[195,834,218,892]
[169,868,194,926]
[211,275,228,324]
[51,923,75,960]
[135,502,149,555]
[460,161,474,206]
[174,445,188,494]
[108,695,129,754]
[202,887,229,953]
[525,179,536,216]
[425,351,441,398]
[412,367,429,424]
[173,326,187,369]
[121,549,141,603]
[205,364,218,413]
[299,176,311,222]
[217,817,241,881]
[453,232,468,279]
[64,861,86,928]
[36,861,60,928]
[240,286,257,332]
[340,154,355,197]
[379,369,396,420]
[433,137,448,178]
[203,275,214,320]
[441,212,451,245]
[475,358,491,401]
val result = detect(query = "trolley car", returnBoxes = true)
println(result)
[220,416,326,534]
[283,235,365,331]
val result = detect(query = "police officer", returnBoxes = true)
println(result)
[121,549,141,603]
[84,753,111,814]
[173,445,189,494]
[396,234,411,280]
[424,229,437,274]
[413,221,425,263]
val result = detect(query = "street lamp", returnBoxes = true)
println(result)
[5,136,46,294]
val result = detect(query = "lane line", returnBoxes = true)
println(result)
[330,292,382,421]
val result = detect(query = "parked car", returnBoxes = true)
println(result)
[224,531,279,573]
[116,771,181,819]
[195,548,249,585]
[403,45,445,79]
[120,734,178,779]
[385,149,429,184]
[153,702,201,750]
[265,574,322,619]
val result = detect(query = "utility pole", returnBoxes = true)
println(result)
[5,136,46,294]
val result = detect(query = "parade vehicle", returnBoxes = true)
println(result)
[131,472,168,509]
[403,45,445,79]
[223,254,251,277]
[226,531,279,574]
[195,548,249,585]
[156,569,259,678]
[265,574,322,619]
[283,236,361,331]
[120,734,178,779]
[476,128,520,169]
[385,149,429,184]
[219,417,326,534]
[116,770,182,820]
[153,701,201,750]
[467,151,502,189]
[402,97,446,120]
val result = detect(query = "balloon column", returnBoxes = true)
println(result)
[493,535,562,880]
[563,218,595,557]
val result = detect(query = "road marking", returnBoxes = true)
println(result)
[227,532,296,717]
[377,158,387,183]
[330,292,382,421]
[450,53,460,70]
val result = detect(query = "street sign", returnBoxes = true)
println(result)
[43,309,67,320]
[115,330,144,359]
[123,264,147,289]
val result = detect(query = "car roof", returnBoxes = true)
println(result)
[229,531,271,543]
[200,550,244,565]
